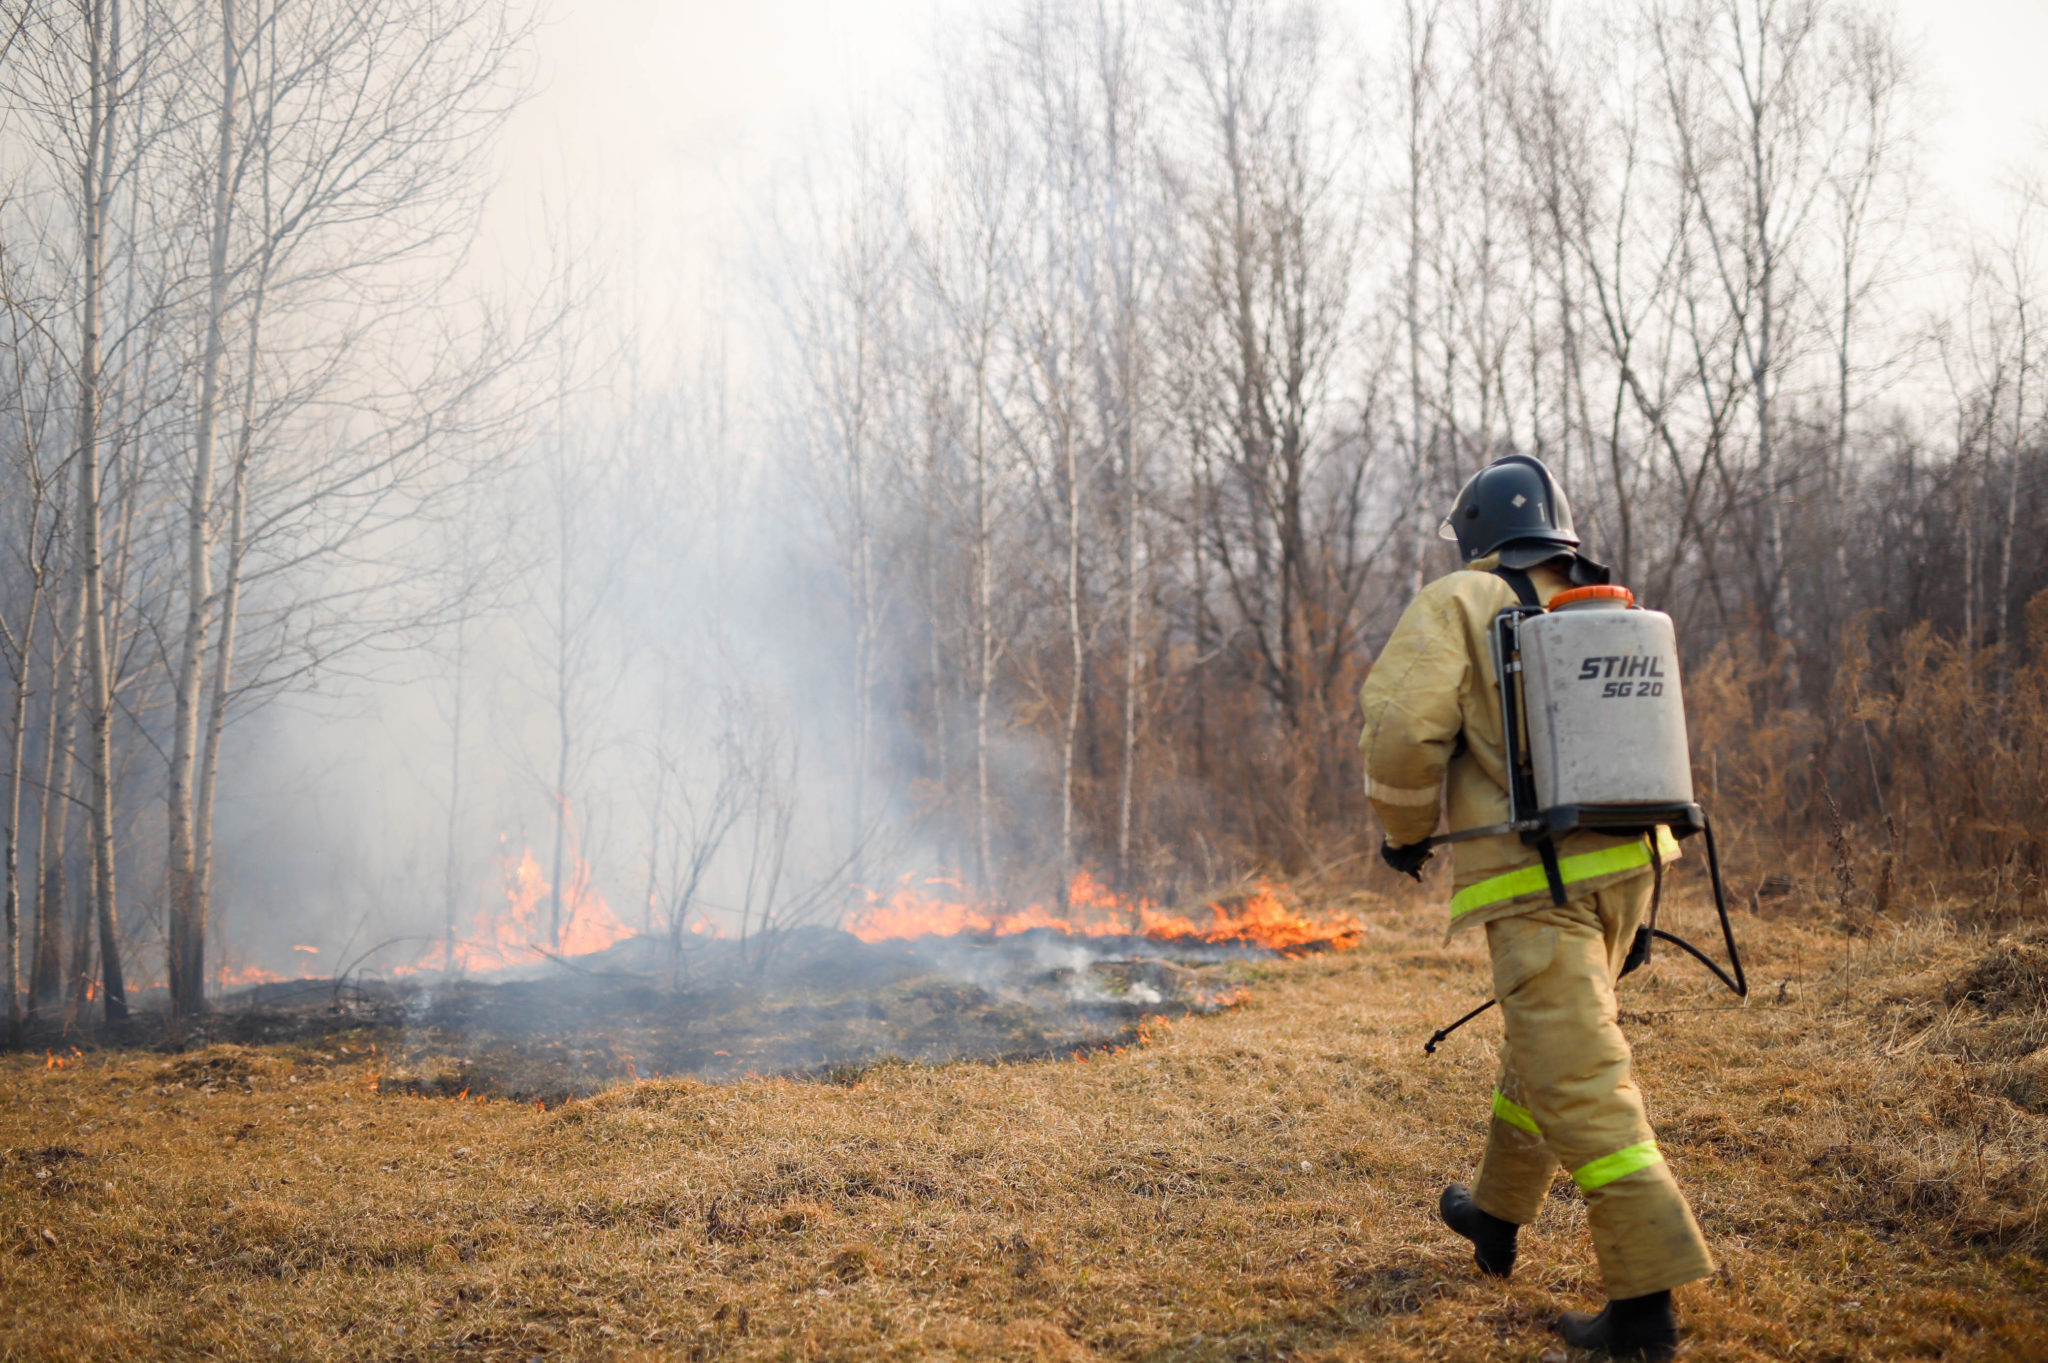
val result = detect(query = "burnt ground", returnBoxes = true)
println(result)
[26,928,1264,1103]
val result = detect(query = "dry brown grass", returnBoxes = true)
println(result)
[3,886,2045,1361]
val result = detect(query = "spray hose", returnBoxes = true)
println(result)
[1421,811,1747,1055]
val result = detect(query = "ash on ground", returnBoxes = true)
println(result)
[203,927,1262,1102]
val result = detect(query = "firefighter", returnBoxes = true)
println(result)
[1357,455,1712,1361]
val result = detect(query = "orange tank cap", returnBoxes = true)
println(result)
[1549,584,1635,609]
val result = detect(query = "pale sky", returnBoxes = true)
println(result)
[1903,0,2048,207]
[482,0,2048,336]
[483,0,941,301]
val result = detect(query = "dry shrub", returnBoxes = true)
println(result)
[1825,1072,2048,1251]
[1939,929,2048,1115]
[1684,634,1824,898]
[1687,590,2048,923]
[1846,596,2048,880]
[1805,1122,2046,1251]
[1688,635,1823,822]
[1952,930,2048,1017]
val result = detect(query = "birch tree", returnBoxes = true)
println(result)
[770,125,905,877]
[0,0,151,1021]
[158,0,538,1012]
[915,50,1025,887]
[0,249,65,1042]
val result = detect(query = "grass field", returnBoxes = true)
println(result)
[3,887,2045,1361]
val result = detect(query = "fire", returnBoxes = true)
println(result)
[220,946,328,988]
[845,869,1364,956]
[222,965,290,987]
[414,841,636,974]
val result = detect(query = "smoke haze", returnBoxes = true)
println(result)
[4,0,2048,1012]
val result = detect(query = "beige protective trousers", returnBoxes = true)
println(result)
[1472,874,1715,1299]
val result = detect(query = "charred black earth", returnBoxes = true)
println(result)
[171,927,1267,1102]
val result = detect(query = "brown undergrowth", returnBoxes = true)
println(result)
[2,884,2044,1361]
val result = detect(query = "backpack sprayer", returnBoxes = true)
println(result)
[1420,573,1746,1054]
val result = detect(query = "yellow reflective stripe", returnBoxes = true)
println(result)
[1448,828,1680,919]
[1491,1089,1541,1137]
[1365,775,1440,807]
[1572,1140,1665,1191]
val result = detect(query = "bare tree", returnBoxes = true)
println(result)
[1987,176,2044,661]
[159,0,538,1014]
[0,245,65,1042]
[1650,0,1859,643]
[1086,1,1160,882]
[768,123,906,877]
[57,0,135,1020]
[914,45,1026,887]
[28,566,78,1014]
[1173,0,1369,774]
[163,0,238,1016]
[1008,0,1100,888]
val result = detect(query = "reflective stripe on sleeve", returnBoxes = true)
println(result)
[1365,775,1440,807]
[1571,1140,1665,1191]
[1448,827,1681,920]
[1491,1089,1542,1137]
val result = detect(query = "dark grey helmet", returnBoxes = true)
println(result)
[1438,454,1580,569]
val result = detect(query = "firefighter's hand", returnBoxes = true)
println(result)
[1380,839,1433,881]
[1619,925,1653,978]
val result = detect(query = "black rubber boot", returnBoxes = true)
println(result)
[1553,1290,1679,1361]
[1439,1183,1517,1277]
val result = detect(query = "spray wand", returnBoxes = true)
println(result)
[1420,812,1747,1054]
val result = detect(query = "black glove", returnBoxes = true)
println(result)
[1380,839,1434,881]
[1619,925,1653,978]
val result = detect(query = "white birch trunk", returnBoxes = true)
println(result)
[28,565,77,1012]
[1060,418,1081,890]
[3,582,42,1045]
[78,0,127,1021]
[443,617,467,968]
[168,0,237,1017]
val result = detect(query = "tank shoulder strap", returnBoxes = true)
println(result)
[1492,566,1542,607]
[1491,563,1568,906]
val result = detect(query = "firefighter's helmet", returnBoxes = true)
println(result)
[1438,454,1580,569]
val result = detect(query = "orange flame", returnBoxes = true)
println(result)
[222,965,290,987]
[412,839,636,974]
[845,870,1363,956]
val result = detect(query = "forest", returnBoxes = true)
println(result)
[0,0,2041,1027]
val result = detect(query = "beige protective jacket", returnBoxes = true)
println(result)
[1357,554,1676,938]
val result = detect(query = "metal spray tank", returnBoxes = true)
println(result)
[1516,585,1694,812]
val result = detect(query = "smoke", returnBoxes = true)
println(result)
[14,0,2044,1016]
[204,370,892,981]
